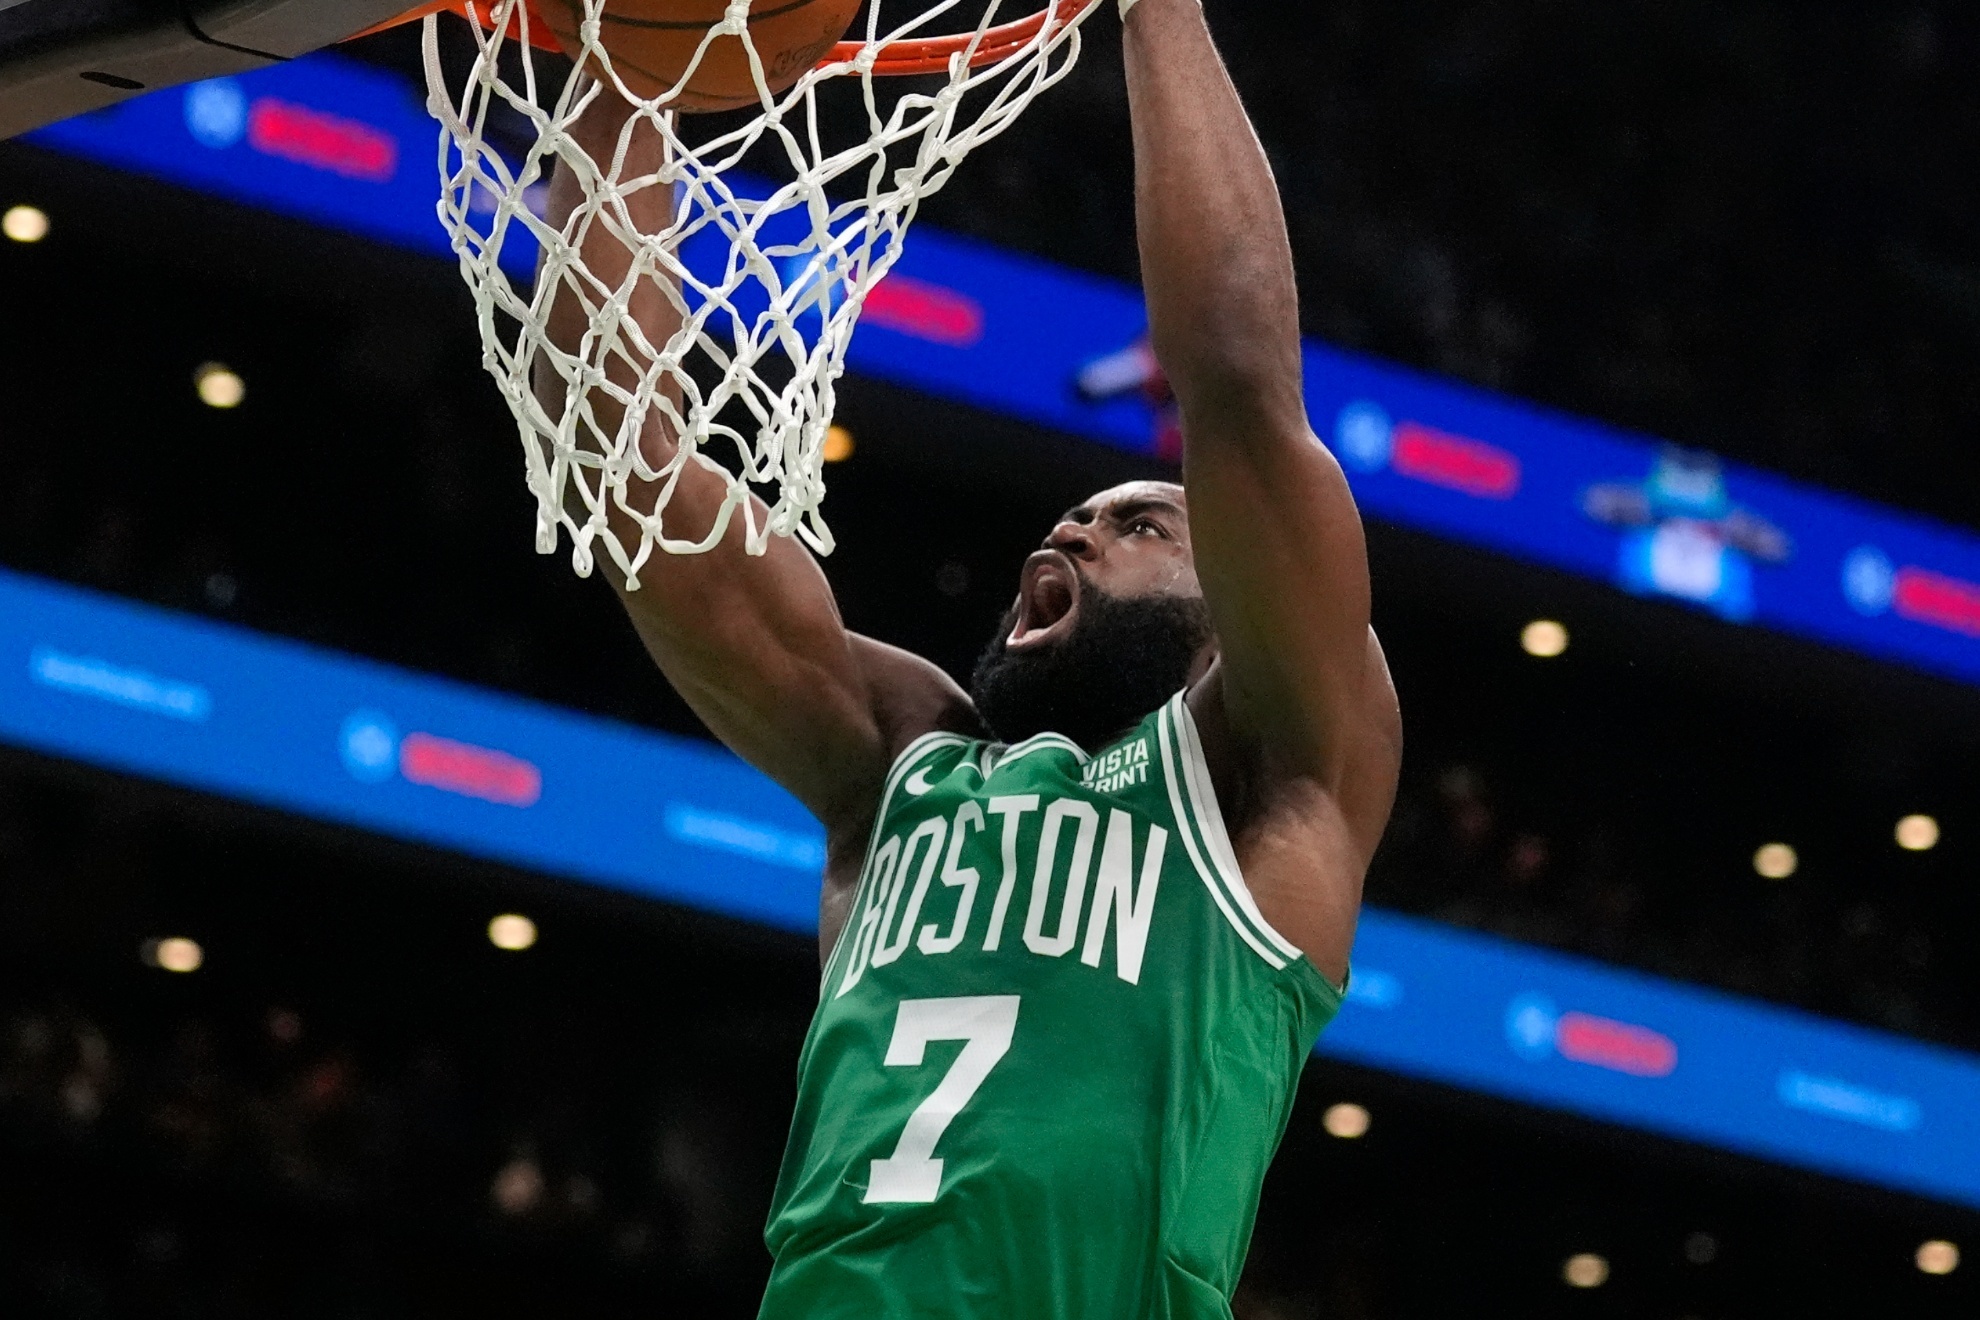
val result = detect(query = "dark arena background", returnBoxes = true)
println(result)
[3,2,1979,1317]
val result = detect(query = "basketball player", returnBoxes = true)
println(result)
[539,0,1401,1313]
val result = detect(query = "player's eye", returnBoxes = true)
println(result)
[1129,518,1162,537]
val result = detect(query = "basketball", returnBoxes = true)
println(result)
[537,0,865,112]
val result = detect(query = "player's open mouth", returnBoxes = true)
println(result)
[1007,552,1081,651]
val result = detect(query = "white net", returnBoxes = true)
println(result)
[422,0,1104,586]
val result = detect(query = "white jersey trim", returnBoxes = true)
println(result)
[1155,701,1288,971]
[1169,694,1306,963]
[983,731,1091,777]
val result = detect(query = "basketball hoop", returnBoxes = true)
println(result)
[403,0,1107,583]
[367,1,1096,75]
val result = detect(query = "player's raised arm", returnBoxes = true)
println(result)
[536,88,972,911]
[1123,0,1398,822]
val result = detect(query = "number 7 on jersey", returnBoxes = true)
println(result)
[864,996,1021,1205]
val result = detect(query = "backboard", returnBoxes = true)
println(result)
[0,0,416,140]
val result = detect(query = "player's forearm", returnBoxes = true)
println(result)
[536,87,684,480]
[1123,0,1304,432]
[525,85,911,835]
[536,88,743,560]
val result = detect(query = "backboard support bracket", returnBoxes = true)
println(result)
[0,0,416,140]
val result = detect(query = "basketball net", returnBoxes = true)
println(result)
[421,0,1104,585]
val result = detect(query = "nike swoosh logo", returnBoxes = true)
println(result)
[905,766,939,796]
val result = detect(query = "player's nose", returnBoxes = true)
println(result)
[1044,519,1097,560]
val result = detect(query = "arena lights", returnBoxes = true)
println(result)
[1916,1240,1960,1276]
[2,204,49,243]
[823,425,856,463]
[491,1156,545,1215]
[194,362,247,409]
[1322,1102,1371,1139]
[1521,620,1569,658]
[1562,1253,1609,1288]
[488,913,538,952]
[1896,814,1941,852]
[141,936,204,973]
[1753,842,1799,880]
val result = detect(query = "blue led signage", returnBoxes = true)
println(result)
[1331,913,1980,1211]
[2,569,827,934]
[2,564,1977,1211]
[30,58,448,259]
[26,52,1980,696]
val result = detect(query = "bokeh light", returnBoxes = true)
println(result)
[1753,843,1798,880]
[1521,620,1570,658]
[488,913,539,951]
[1916,1240,1960,1275]
[143,936,205,973]
[195,362,246,409]
[1323,1103,1371,1139]
[1895,815,1940,852]
[491,1157,544,1215]
[3,204,49,243]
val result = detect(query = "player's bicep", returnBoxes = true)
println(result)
[1182,408,1375,786]
[617,543,971,835]
[611,529,870,808]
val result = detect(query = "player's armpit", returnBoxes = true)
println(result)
[1187,634,1400,978]
[1187,630,1398,850]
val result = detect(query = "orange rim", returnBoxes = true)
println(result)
[350,0,1104,75]
[846,0,1104,76]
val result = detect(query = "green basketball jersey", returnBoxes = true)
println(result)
[759,692,1343,1320]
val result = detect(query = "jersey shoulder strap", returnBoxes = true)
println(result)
[1153,694,1308,971]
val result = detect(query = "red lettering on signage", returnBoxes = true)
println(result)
[1893,567,1980,638]
[399,733,541,807]
[863,274,985,348]
[248,99,398,183]
[1391,422,1522,499]
[1555,1011,1678,1077]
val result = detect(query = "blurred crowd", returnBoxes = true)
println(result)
[1369,760,1964,1051]
[0,997,775,1317]
[0,767,1391,1320]
[0,748,1964,1319]
[925,0,1980,533]
[0,767,789,1318]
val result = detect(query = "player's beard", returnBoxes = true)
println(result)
[969,581,1213,752]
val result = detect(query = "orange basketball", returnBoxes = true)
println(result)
[537,0,864,113]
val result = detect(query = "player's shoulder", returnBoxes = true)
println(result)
[1184,656,1398,870]
[814,638,979,956]
[848,632,984,780]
